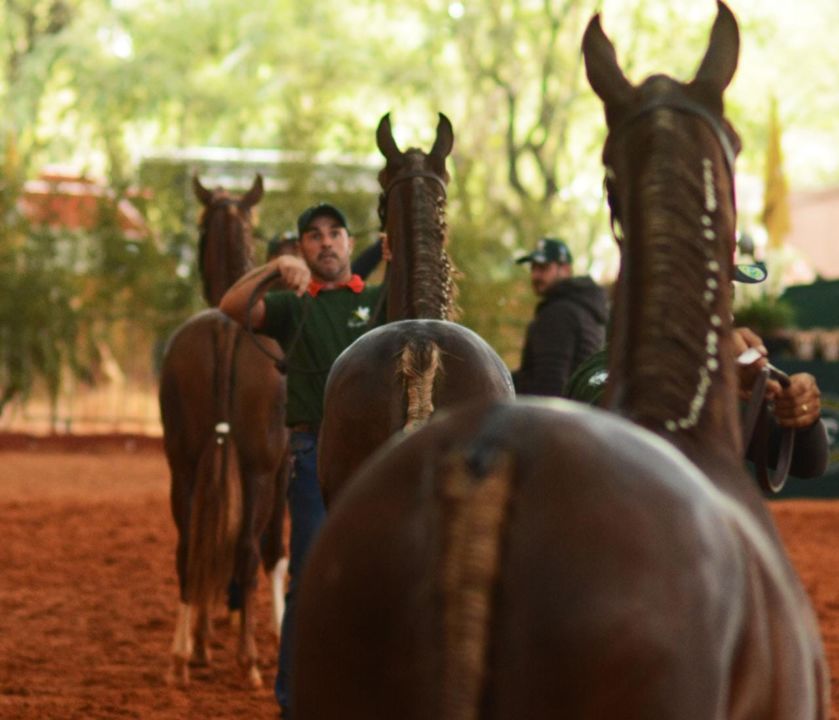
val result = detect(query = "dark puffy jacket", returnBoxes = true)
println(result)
[512,276,608,397]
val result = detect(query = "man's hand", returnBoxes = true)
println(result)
[276,255,310,296]
[380,232,393,263]
[734,327,783,400]
[772,373,821,428]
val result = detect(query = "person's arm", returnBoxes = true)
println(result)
[768,373,827,478]
[219,255,310,330]
[788,420,829,478]
[351,236,384,279]
[733,327,784,400]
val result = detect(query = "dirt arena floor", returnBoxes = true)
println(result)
[2,433,839,719]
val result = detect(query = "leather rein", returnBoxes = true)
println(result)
[603,95,794,492]
[603,94,737,242]
[740,362,795,493]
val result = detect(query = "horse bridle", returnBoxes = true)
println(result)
[377,169,448,228]
[602,94,738,242]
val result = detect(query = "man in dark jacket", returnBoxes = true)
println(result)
[512,237,608,397]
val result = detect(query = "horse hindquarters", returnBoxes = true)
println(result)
[160,312,272,687]
[318,319,513,506]
[725,525,829,720]
[294,400,773,719]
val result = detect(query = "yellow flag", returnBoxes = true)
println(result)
[761,96,790,249]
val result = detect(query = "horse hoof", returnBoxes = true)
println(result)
[247,665,263,690]
[165,657,190,687]
[191,647,211,667]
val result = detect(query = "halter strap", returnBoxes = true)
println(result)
[378,170,448,228]
[603,95,737,242]
[606,95,737,177]
[383,170,448,197]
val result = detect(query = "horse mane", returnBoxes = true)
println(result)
[406,163,457,320]
[612,107,733,432]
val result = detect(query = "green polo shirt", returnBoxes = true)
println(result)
[262,284,383,427]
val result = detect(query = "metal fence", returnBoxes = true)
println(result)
[0,382,162,436]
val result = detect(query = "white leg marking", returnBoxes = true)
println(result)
[172,602,193,659]
[269,558,289,639]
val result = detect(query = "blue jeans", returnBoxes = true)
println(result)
[275,431,326,715]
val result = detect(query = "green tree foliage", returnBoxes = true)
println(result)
[1,0,837,404]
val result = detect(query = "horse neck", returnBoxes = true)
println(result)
[605,117,743,475]
[200,206,254,307]
[385,175,452,322]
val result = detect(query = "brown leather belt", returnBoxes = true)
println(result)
[290,423,319,434]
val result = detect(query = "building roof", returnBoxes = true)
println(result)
[18,167,148,239]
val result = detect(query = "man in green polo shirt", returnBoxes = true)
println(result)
[220,202,383,718]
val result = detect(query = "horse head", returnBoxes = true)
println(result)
[193,174,263,306]
[582,2,744,459]
[375,113,456,321]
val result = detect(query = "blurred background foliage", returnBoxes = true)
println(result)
[2,0,838,416]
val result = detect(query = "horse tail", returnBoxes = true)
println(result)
[185,319,243,605]
[399,337,442,432]
[438,448,514,720]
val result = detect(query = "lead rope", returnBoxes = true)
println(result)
[244,269,290,373]
[742,365,795,493]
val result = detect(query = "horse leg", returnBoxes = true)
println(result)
[262,457,291,639]
[235,484,265,689]
[269,556,289,640]
[192,603,213,666]
[236,542,262,688]
[166,602,193,687]
[166,480,193,687]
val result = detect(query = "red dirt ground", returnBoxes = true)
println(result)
[2,434,839,718]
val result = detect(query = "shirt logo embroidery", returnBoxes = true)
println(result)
[348,305,371,328]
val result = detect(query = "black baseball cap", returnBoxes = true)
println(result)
[515,237,573,265]
[297,203,349,236]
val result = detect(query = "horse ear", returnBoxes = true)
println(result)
[430,113,454,161]
[692,1,740,94]
[376,113,402,163]
[193,174,214,206]
[240,174,264,209]
[581,14,633,108]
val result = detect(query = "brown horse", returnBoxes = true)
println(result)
[292,5,828,718]
[317,113,514,506]
[159,175,289,688]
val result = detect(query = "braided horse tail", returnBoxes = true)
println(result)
[437,447,515,720]
[398,336,443,432]
[185,318,243,605]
